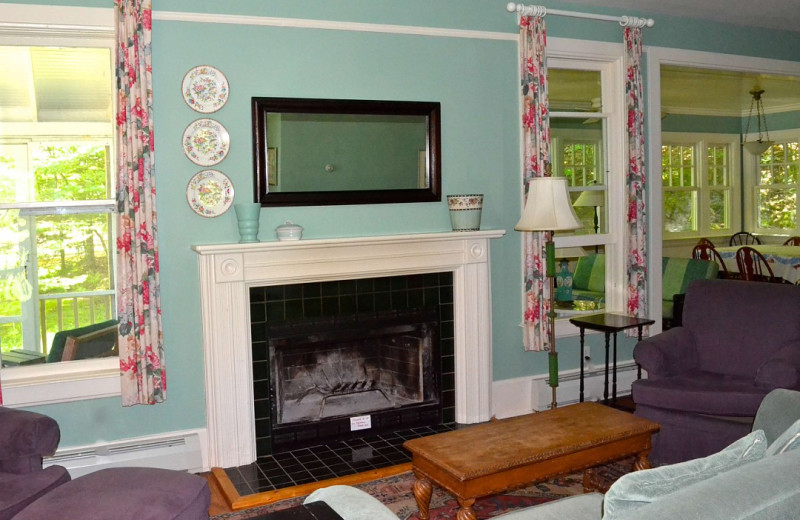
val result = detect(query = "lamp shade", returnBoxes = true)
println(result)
[555,246,587,259]
[573,189,605,208]
[515,177,582,232]
[743,140,773,155]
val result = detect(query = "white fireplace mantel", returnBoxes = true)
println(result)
[193,230,506,469]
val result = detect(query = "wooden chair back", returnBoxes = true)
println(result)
[735,246,782,283]
[783,236,800,246]
[729,231,761,246]
[692,244,730,278]
[61,324,119,362]
[697,238,715,248]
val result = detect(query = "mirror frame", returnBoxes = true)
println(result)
[252,97,442,206]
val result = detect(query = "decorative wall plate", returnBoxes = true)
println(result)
[182,119,230,166]
[182,65,229,113]
[186,169,234,217]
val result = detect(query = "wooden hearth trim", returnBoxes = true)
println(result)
[211,463,412,511]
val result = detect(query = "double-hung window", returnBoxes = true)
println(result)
[545,44,625,331]
[661,133,739,239]
[748,133,800,234]
[0,5,119,405]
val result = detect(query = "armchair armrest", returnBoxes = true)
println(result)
[633,327,699,379]
[755,342,800,390]
[0,407,61,474]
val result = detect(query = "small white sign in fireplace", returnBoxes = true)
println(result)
[350,415,372,431]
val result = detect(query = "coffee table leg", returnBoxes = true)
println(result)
[633,451,652,471]
[412,475,433,520]
[456,498,477,520]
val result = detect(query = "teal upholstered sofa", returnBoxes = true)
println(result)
[661,257,718,324]
[305,389,800,520]
[570,254,720,323]
[572,253,605,303]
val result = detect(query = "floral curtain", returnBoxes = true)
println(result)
[116,0,166,406]
[623,26,648,323]
[520,15,551,352]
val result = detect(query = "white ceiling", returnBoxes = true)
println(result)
[562,0,800,33]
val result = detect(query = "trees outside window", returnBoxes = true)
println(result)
[0,44,114,362]
[755,140,799,232]
[661,133,738,239]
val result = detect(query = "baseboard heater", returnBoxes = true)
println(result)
[43,431,203,478]
[531,363,638,411]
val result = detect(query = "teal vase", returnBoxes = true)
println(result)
[234,203,261,243]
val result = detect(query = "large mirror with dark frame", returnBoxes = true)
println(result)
[252,97,441,206]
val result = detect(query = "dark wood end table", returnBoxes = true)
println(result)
[568,313,655,404]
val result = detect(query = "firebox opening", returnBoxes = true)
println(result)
[268,309,440,452]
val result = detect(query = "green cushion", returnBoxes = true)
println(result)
[573,253,605,293]
[603,429,767,519]
[661,257,719,300]
[47,319,119,363]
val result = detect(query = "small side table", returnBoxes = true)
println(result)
[568,313,655,404]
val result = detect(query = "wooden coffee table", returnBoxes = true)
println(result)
[403,402,659,520]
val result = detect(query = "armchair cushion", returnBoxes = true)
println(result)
[0,465,70,520]
[755,343,800,389]
[766,418,800,456]
[0,408,61,474]
[603,429,767,519]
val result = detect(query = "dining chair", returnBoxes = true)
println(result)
[735,246,783,283]
[697,237,715,247]
[692,244,731,279]
[729,231,761,246]
[783,236,800,246]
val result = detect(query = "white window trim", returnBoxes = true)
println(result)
[0,4,119,406]
[530,39,626,337]
[744,128,800,235]
[661,132,741,240]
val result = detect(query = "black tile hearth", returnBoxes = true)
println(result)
[224,424,455,496]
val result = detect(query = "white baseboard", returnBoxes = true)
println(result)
[44,429,208,478]
[492,362,639,418]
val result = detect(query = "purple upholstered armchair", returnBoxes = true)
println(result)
[0,407,71,520]
[632,279,800,465]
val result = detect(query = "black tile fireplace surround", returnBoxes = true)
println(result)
[250,272,455,458]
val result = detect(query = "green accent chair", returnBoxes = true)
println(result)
[661,257,719,325]
[571,253,605,303]
[47,319,119,363]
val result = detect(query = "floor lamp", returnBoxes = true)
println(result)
[515,177,583,409]
[573,189,604,253]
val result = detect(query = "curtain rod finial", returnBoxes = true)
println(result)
[506,2,519,13]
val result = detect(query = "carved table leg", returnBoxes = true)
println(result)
[456,497,477,520]
[633,451,652,471]
[412,476,433,520]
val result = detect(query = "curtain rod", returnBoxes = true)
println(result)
[506,3,654,28]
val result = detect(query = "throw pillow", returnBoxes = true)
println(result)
[766,418,800,456]
[602,429,767,519]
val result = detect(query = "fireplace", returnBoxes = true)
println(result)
[252,274,453,456]
[194,230,504,468]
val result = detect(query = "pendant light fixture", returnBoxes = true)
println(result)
[742,86,774,155]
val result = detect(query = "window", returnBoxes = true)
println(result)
[752,138,799,233]
[544,47,625,332]
[0,5,119,405]
[661,133,738,238]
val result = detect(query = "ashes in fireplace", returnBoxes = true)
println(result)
[267,309,440,451]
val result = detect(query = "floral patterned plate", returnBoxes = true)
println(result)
[182,65,229,113]
[182,119,230,166]
[186,169,234,217]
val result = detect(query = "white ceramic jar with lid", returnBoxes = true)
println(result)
[275,220,303,241]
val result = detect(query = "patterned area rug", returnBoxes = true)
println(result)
[211,470,587,520]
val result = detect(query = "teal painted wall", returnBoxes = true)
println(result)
[4,0,800,448]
